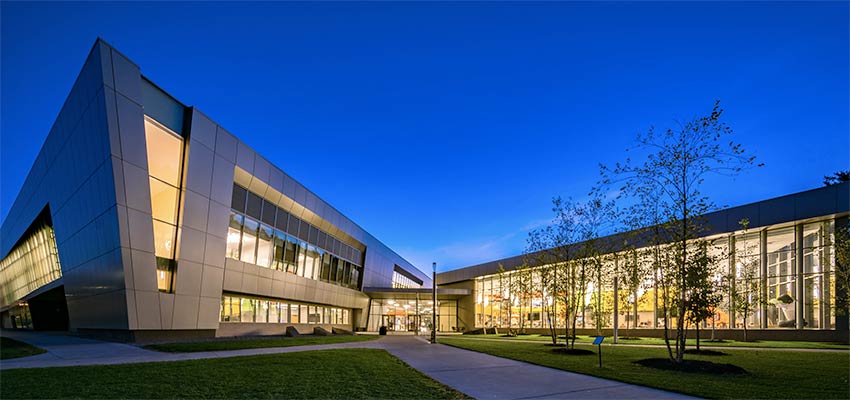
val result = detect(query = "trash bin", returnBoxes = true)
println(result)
[379,326,388,336]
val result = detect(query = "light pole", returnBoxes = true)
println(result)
[431,262,437,344]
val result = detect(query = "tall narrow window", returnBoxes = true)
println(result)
[144,117,184,293]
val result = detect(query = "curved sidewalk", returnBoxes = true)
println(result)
[380,335,695,399]
[1,331,695,399]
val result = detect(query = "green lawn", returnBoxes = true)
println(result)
[1,349,469,399]
[0,337,46,360]
[440,337,850,399]
[453,333,850,349]
[145,334,378,352]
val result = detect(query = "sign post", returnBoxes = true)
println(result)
[593,336,604,368]
[431,262,437,344]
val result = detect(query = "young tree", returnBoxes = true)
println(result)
[574,195,617,335]
[496,264,514,334]
[510,263,533,334]
[525,227,561,344]
[602,101,760,363]
[728,218,761,342]
[550,197,586,349]
[617,247,645,330]
[832,220,850,319]
[684,240,723,350]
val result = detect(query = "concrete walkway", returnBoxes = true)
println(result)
[380,336,694,399]
[0,330,381,370]
[1,331,695,399]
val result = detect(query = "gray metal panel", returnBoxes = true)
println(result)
[1,40,131,330]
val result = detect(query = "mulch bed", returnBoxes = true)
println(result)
[634,358,747,374]
[684,349,728,356]
[551,348,595,355]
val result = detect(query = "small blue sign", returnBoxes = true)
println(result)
[593,336,604,345]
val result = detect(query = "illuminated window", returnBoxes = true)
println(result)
[144,116,184,293]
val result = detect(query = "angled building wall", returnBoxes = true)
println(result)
[2,39,429,340]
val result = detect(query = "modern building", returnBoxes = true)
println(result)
[1,40,847,342]
[436,182,849,342]
[0,39,453,341]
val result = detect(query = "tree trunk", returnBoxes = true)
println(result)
[696,323,700,351]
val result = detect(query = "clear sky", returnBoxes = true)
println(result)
[1,2,848,274]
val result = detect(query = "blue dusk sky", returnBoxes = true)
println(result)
[1,2,848,274]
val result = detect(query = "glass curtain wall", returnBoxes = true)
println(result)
[472,217,840,331]
[0,219,62,308]
[367,299,457,332]
[226,185,364,290]
[220,294,350,325]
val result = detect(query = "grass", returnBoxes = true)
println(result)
[455,333,850,349]
[0,337,46,360]
[144,334,378,352]
[440,337,850,399]
[1,348,469,399]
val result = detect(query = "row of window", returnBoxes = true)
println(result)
[231,185,363,264]
[221,295,350,325]
[474,220,838,330]
[392,270,422,289]
[226,211,363,290]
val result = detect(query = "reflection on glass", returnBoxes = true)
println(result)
[226,213,243,260]
[152,220,177,259]
[256,224,273,268]
[156,257,175,292]
[241,298,255,322]
[144,119,183,187]
[149,178,179,224]
[240,218,259,264]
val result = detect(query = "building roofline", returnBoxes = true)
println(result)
[437,181,850,285]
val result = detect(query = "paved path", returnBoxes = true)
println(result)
[1,331,695,399]
[0,330,380,370]
[380,336,694,399]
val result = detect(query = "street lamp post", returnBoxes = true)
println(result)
[431,262,437,344]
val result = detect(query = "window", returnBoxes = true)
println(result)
[284,236,299,274]
[321,253,332,280]
[240,217,259,264]
[226,212,243,259]
[269,301,280,323]
[221,296,240,322]
[304,245,320,280]
[272,229,286,270]
[144,118,182,186]
[231,185,247,212]
[152,220,177,259]
[246,192,262,219]
[223,186,369,288]
[256,300,268,323]
[241,298,255,322]
[256,224,274,268]
[280,303,289,323]
[149,178,179,223]
[0,218,62,309]
[290,304,300,323]
[156,258,175,293]
[144,117,184,293]
[219,295,350,327]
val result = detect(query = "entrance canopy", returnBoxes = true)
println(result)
[362,287,471,300]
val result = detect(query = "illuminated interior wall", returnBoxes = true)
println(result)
[472,217,840,331]
[0,219,62,309]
